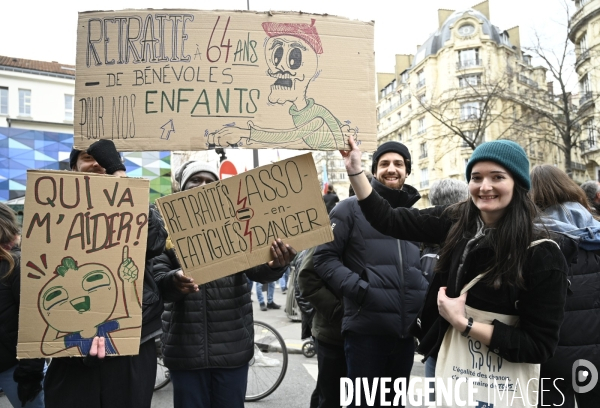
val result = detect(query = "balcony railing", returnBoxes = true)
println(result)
[576,49,590,66]
[580,91,594,107]
[416,80,426,89]
[420,180,430,188]
[460,113,480,121]
[377,101,401,120]
[517,74,539,88]
[399,95,411,105]
[580,139,598,152]
[456,59,481,69]
[572,162,586,171]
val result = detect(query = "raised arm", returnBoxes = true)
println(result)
[340,138,450,244]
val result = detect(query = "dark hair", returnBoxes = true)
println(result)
[436,183,541,289]
[0,203,20,279]
[530,165,591,211]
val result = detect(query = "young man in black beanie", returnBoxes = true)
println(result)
[44,140,168,408]
[313,141,428,407]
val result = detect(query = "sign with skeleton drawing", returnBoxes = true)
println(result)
[74,10,376,152]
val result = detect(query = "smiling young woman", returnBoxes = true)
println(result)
[340,138,570,407]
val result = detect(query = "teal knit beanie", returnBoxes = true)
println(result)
[465,140,531,190]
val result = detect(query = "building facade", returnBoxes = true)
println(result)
[571,0,600,180]
[0,56,171,205]
[376,1,584,207]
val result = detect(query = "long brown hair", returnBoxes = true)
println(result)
[0,203,20,279]
[435,180,541,289]
[530,165,591,210]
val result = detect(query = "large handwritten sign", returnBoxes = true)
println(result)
[155,153,333,283]
[18,170,149,358]
[74,10,375,152]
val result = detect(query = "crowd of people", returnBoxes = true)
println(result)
[1,136,599,408]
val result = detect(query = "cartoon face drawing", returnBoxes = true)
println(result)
[38,257,117,336]
[265,35,318,105]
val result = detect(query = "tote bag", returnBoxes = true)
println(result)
[434,239,557,408]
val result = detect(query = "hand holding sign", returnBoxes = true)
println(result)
[90,336,106,359]
[118,246,138,283]
[83,336,106,367]
[341,124,359,148]
[268,239,297,269]
[173,270,199,294]
[87,139,126,175]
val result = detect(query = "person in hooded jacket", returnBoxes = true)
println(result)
[0,203,45,408]
[313,141,428,407]
[153,161,296,408]
[530,165,600,407]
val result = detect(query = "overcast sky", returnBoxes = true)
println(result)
[1,0,574,73]
[0,0,576,170]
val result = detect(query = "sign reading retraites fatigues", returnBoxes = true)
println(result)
[155,153,333,284]
[74,10,375,152]
[17,170,149,358]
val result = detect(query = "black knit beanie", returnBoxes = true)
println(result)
[69,149,82,170]
[466,140,530,190]
[371,141,412,175]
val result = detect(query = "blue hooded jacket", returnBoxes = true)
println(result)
[540,201,600,250]
[538,201,600,393]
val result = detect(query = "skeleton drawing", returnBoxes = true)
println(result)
[208,19,358,149]
[38,246,140,356]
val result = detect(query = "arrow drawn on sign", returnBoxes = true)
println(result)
[160,120,175,140]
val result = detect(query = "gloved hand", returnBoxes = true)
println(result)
[87,139,126,174]
[13,365,43,407]
[17,379,43,407]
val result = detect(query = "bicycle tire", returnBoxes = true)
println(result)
[245,320,288,402]
[154,338,171,391]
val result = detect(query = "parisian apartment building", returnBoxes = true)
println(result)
[375,0,593,207]
[571,0,600,180]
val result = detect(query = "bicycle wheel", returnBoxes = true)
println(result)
[245,320,288,401]
[154,337,171,391]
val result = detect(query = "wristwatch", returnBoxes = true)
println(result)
[461,317,474,337]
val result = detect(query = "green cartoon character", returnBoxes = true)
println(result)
[208,19,358,150]
[38,246,140,356]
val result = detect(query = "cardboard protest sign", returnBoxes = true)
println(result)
[17,170,149,358]
[155,153,332,284]
[74,10,375,152]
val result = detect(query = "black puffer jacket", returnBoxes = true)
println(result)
[154,248,284,370]
[297,247,344,346]
[541,246,600,385]
[313,178,428,339]
[0,249,45,376]
[140,204,169,343]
